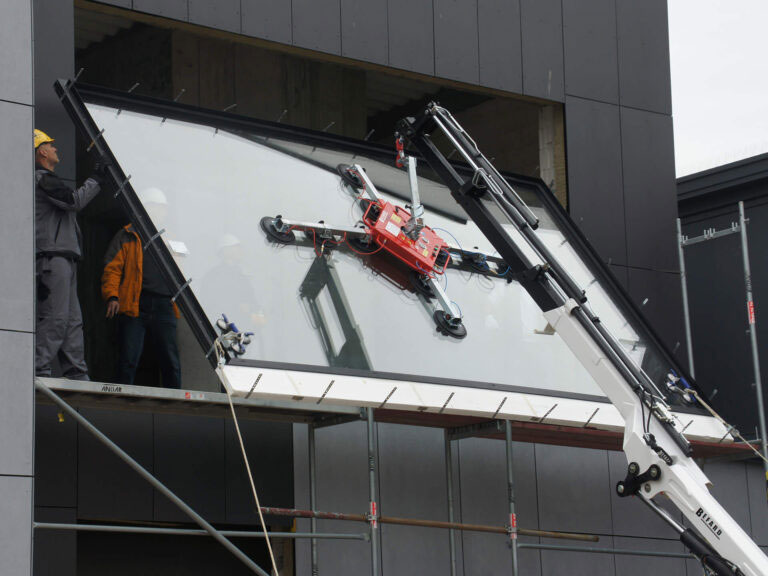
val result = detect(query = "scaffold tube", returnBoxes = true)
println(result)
[259,507,599,542]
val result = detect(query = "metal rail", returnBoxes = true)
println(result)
[505,420,519,575]
[34,523,368,540]
[257,506,598,541]
[738,202,768,496]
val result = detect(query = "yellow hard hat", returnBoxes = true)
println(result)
[34,129,54,149]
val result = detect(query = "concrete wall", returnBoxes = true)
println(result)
[0,0,35,575]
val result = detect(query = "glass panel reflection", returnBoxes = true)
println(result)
[87,101,663,398]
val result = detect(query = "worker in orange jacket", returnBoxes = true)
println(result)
[101,188,181,388]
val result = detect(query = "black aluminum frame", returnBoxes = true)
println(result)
[58,80,700,410]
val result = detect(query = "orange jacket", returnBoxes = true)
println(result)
[101,224,180,318]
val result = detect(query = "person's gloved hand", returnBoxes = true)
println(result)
[90,160,112,187]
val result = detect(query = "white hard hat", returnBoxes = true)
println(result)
[217,233,241,251]
[138,187,168,206]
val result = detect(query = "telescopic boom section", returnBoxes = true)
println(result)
[397,103,768,576]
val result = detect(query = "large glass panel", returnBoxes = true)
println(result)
[87,102,609,396]
[84,99,684,402]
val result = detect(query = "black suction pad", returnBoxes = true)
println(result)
[337,164,364,189]
[433,310,467,340]
[260,216,295,244]
[347,236,381,254]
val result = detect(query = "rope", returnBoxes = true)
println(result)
[686,388,768,465]
[215,340,280,575]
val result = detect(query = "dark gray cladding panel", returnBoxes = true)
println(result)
[34,507,77,576]
[540,535,616,575]
[388,0,435,76]
[77,409,154,522]
[189,0,240,34]
[458,439,541,574]
[0,0,32,105]
[620,107,678,271]
[242,0,292,44]
[292,424,310,572]
[478,0,522,92]
[434,0,479,84]
[377,424,450,573]
[341,0,388,65]
[0,105,34,335]
[613,537,687,575]
[626,268,686,367]
[133,0,188,21]
[0,477,32,576]
[153,413,226,523]
[608,263,629,291]
[565,96,626,266]
[312,421,373,573]
[520,0,564,102]
[562,0,619,104]
[35,405,77,507]
[698,461,752,536]
[536,444,613,534]
[682,204,768,434]
[225,420,294,525]
[746,462,768,545]
[607,451,683,539]
[33,0,75,183]
[616,0,671,114]
[292,0,342,55]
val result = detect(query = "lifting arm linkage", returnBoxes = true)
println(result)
[397,103,768,576]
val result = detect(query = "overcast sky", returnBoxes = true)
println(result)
[669,0,768,177]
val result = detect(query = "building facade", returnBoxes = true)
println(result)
[1,1,766,575]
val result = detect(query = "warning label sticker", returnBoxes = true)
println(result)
[385,221,401,237]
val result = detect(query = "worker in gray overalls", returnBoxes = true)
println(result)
[34,129,107,379]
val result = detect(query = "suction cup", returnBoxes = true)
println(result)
[347,236,381,254]
[433,310,467,339]
[410,271,435,299]
[337,164,364,189]
[260,216,295,244]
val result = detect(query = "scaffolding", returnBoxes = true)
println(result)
[678,202,768,486]
[37,376,754,575]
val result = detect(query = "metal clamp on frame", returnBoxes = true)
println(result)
[171,278,193,303]
[143,228,166,251]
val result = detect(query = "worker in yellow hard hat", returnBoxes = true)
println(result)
[34,129,55,150]
[34,128,110,380]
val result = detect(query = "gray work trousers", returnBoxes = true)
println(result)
[35,255,89,379]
